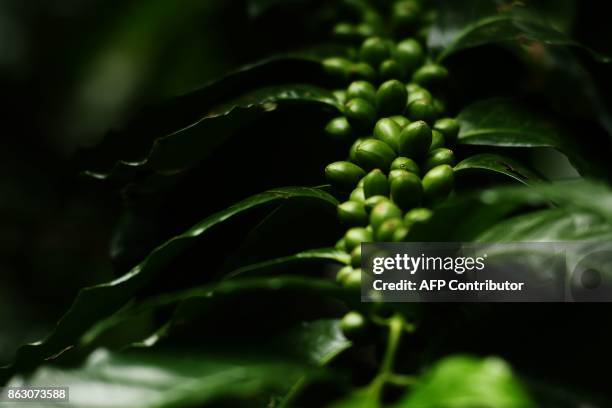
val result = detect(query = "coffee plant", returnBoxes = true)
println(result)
[3,0,612,407]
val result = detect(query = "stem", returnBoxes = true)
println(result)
[380,313,404,376]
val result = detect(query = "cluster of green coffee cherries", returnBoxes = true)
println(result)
[321,36,460,314]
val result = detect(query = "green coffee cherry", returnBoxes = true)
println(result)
[373,118,402,152]
[343,268,362,289]
[345,98,377,131]
[325,161,366,191]
[325,117,352,141]
[363,169,389,198]
[375,217,404,241]
[338,201,368,227]
[349,138,365,163]
[407,84,432,105]
[364,195,389,214]
[323,57,352,81]
[412,63,449,87]
[350,187,365,203]
[355,138,397,171]
[351,245,361,268]
[404,207,433,225]
[333,89,347,105]
[434,118,460,145]
[424,148,455,172]
[407,99,437,122]
[398,120,432,159]
[390,170,423,210]
[430,129,445,150]
[335,238,346,251]
[393,225,410,242]
[391,156,420,175]
[376,80,408,116]
[356,23,376,38]
[370,201,403,231]
[379,59,403,81]
[394,38,424,74]
[359,37,392,67]
[340,311,366,338]
[392,0,421,32]
[336,265,353,283]
[422,164,454,202]
[389,115,410,128]
[351,62,377,82]
[333,22,358,42]
[347,81,377,105]
[345,227,373,252]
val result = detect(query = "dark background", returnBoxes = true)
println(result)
[1,2,612,399]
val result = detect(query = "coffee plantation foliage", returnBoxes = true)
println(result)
[4,0,612,407]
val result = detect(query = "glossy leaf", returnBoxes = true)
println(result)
[396,355,535,408]
[429,0,608,63]
[9,348,310,408]
[454,153,542,185]
[0,187,337,384]
[85,84,341,181]
[457,99,591,174]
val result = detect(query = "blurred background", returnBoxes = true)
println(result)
[1,0,612,368]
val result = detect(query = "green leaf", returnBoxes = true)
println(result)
[224,248,350,279]
[396,355,535,408]
[85,84,341,181]
[476,208,612,242]
[435,13,610,63]
[454,153,543,185]
[9,348,311,408]
[429,1,608,63]
[0,187,337,384]
[457,98,592,175]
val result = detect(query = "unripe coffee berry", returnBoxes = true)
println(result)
[338,201,368,227]
[364,195,390,214]
[404,207,433,226]
[363,169,389,198]
[398,120,432,159]
[325,117,352,141]
[350,187,366,203]
[355,139,397,171]
[407,99,437,123]
[350,245,361,268]
[325,161,366,191]
[394,38,424,74]
[390,170,423,210]
[389,115,410,128]
[434,117,460,144]
[374,118,402,152]
[412,63,449,87]
[375,217,404,241]
[350,62,377,82]
[359,37,392,67]
[391,156,420,175]
[336,265,353,283]
[379,59,404,81]
[370,201,403,231]
[376,80,408,116]
[340,311,367,338]
[424,148,455,172]
[347,81,377,105]
[345,98,377,131]
[344,227,373,252]
[422,164,454,202]
[430,129,445,150]
[343,268,362,289]
[323,57,353,82]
